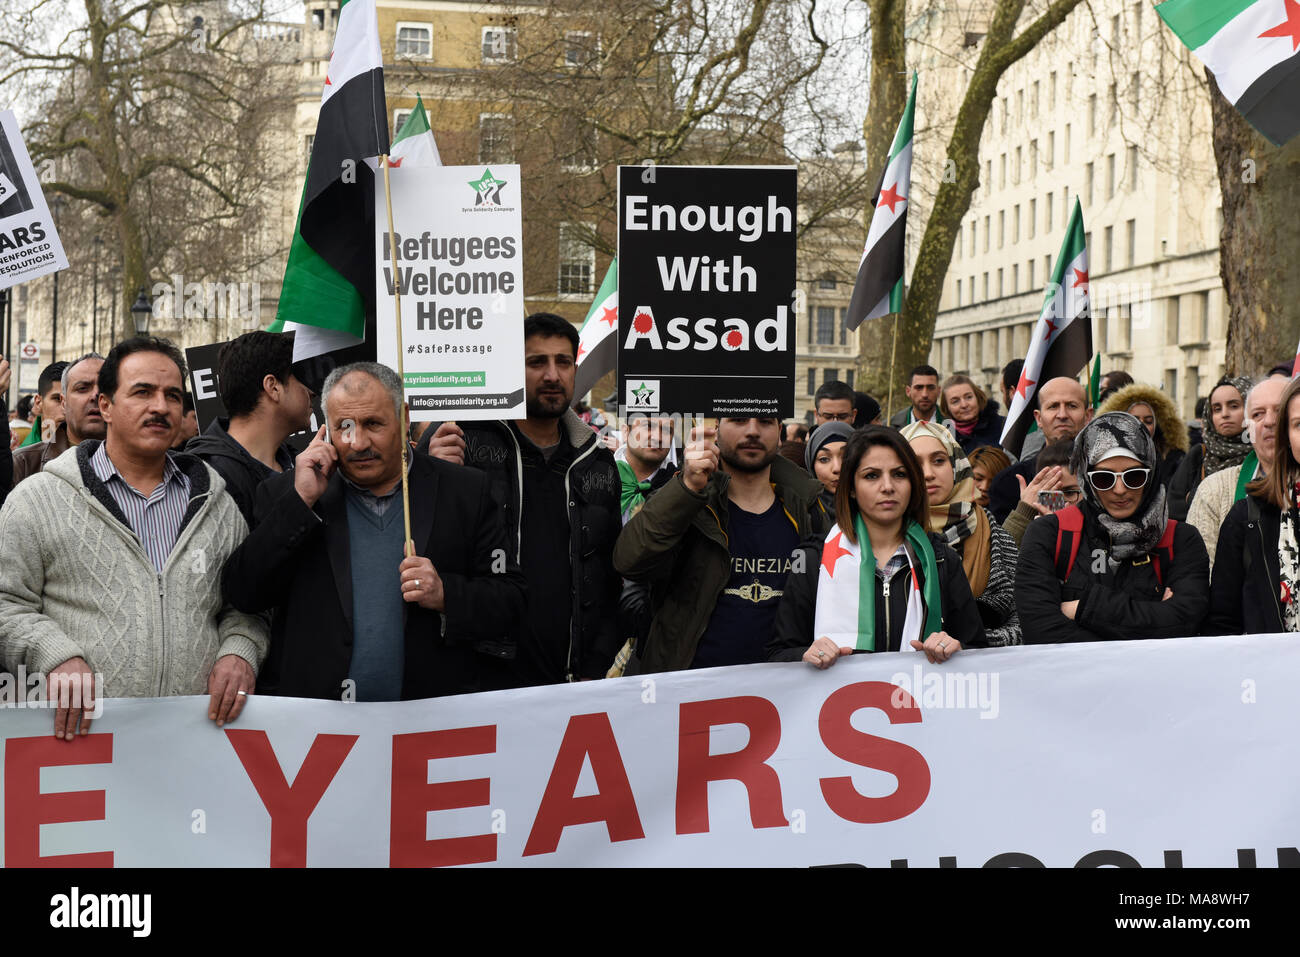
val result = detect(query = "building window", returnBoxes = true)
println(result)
[1088,94,1097,137]
[1013,204,1020,243]
[997,268,1004,297]
[816,306,835,345]
[395,22,432,59]
[1001,97,1008,134]
[846,370,855,390]
[482,27,517,63]
[1064,123,1071,164]
[565,31,599,69]
[1129,145,1139,191]
[1046,192,1053,232]
[998,210,1005,248]
[479,114,513,164]
[839,308,848,345]
[1166,298,1180,345]
[393,110,411,132]
[1086,162,1094,206]
[984,215,990,253]
[969,220,976,256]
[1029,198,1037,239]
[984,159,992,195]
[983,272,989,300]
[807,368,816,395]
[823,368,839,385]
[1030,139,1038,178]
[1126,219,1136,267]
[1032,80,1040,117]
[1049,71,1057,109]
[557,223,594,296]
[999,153,1006,189]
[818,274,837,290]
[1012,264,1019,294]
[1028,259,1035,289]
[1165,368,1178,404]
[1107,153,1116,198]
[1103,226,1112,272]
[956,278,963,306]
[304,134,315,162]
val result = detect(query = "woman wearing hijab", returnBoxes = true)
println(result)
[768,426,986,665]
[901,421,1022,646]
[805,422,855,514]
[1209,375,1300,634]
[1167,375,1253,522]
[1097,383,1190,491]
[1015,412,1210,643]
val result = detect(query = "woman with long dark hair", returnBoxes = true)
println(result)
[768,426,986,665]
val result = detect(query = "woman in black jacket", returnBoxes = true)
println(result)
[1016,412,1210,643]
[940,373,1005,456]
[769,427,986,665]
[1209,374,1300,635]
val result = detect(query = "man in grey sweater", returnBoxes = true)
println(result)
[0,337,268,739]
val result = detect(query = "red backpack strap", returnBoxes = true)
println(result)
[1151,519,1178,586]
[1053,505,1085,582]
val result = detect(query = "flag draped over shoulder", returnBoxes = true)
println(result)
[270,0,389,362]
[574,259,618,402]
[1000,199,1092,458]
[845,72,917,331]
[1156,0,1300,145]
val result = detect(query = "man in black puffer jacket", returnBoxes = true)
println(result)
[418,313,622,687]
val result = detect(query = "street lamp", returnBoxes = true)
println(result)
[50,194,66,361]
[130,288,153,336]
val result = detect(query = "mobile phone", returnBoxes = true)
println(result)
[1038,490,1068,512]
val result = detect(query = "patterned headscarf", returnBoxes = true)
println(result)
[900,420,992,595]
[1071,411,1168,560]
[1202,374,1254,477]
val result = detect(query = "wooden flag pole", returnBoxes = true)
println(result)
[886,311,900,418]
[380,154,415,555]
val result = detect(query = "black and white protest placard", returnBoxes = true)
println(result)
[185,338,323,449]
[0,110,68,289]
[375,165,525,421]
[617,165,796,418]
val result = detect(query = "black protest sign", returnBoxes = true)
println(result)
[617,166,796,419]
[185,341,228,432]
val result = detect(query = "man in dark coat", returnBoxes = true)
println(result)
[221,362,525,701]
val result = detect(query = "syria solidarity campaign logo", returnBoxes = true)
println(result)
[469,168,507,206]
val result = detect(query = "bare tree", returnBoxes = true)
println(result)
[0,0,299,342]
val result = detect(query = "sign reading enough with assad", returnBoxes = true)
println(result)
[375,165,525,420]
[617,166,797,419]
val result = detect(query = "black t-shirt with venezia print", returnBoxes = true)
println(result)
[692,498,800,669]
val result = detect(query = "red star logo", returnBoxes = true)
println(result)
[821,532,853,578]
[576,342,586,362]
[1015,372,1036,400]
[1043,317,1058,341]
[877,183,906,214]
[1072,267,1089,289]
[1260,0,1300,50]
[388,156,403,168]
[599,305,618,327]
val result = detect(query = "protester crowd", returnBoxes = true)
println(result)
[0,320,1290,737]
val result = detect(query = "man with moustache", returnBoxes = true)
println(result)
[222,362,525,700]
[11,352,105,487]
[419,313,622,688]
[0,337,268,738]
[614,415,830,673]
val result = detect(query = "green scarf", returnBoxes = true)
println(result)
[18,414,42,448]
[1233,450,1259,504]
[852,513,943,651]
[617,459,653,519]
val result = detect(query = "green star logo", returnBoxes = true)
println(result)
[469,168,507,206]
[632,381,654,405]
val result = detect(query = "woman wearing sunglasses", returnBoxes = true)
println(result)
[1015,412,1210,643]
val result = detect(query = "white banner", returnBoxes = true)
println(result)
[0,635,1294,867]
[0,110,69,289]
[375,165,525,421]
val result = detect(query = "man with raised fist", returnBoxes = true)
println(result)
[614,416,830,673]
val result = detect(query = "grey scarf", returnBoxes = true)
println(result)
[1071,412,1168,560]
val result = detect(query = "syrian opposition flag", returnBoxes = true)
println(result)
[574,259,618,401]
[388,94,442,167]
[845,71,917,331]
[270,0,389,362]
[1000,199,1093,457]
[1157,0,1300,145]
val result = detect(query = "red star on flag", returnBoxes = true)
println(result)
[1015,372,1036,400]
[599,305,618,327]
[388,157,403,167]
[877,183,906,214]
[576,342,586,362]
[821,532,853,578]
[1260,0,1300,50]
[1072,267,1089,289]
[1042,317,1058,341]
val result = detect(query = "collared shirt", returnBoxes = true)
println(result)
[341,457,412,518]
[91,443,192,573]
[876,543,910,581]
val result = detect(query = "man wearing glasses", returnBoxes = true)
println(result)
[813,380,857,425]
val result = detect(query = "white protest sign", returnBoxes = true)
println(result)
[375,165,524,420]
[0,635,1295,867]
[0,110,69,289]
